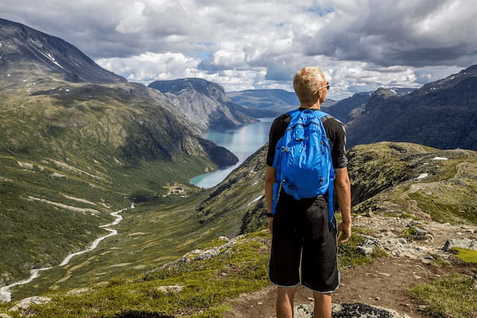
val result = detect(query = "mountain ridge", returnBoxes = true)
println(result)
[0,18,125,86]
[227,88,336,117]
[346,64,477,150]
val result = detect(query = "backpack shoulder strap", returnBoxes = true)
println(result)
[312,109,330,119]
[286,109,302,122]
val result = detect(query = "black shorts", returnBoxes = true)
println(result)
[269,190,340,293]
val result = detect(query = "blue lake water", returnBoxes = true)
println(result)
[190,117,275,188]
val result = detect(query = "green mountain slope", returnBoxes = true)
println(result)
[348,142,477,224]
[0,81,238,288]
[195,142,477,233]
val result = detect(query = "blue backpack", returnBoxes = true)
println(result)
[271,108,335,227]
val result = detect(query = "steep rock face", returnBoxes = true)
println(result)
[324,91,372,123]
[0,18,125,86]
[346,65,477,150]
[323,88,414,124]
[149,78,256,131]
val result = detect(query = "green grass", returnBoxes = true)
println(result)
[2,234,271,318]
[453,248,477,264]
[348,143,477,226]
[408,192,477,224]
[0,222,385,317]
[0,152,210,288]
[400,226,419,240]
[410,273,477,318]
[338,228,387,269]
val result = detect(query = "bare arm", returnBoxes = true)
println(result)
[264,166,275,231]
[265,166,275,212]
[335,167,352,242]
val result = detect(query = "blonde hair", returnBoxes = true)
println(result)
[293,67,327,106]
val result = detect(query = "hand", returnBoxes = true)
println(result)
[338,222,351,243]
[267,217,273,233]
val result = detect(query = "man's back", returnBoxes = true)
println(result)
[264,67,352,318]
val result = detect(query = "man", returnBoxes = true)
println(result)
[264,67,352,318]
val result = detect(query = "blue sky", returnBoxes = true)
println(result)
[0,0,475,99]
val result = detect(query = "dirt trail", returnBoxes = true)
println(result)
[224,257,458,318]
[224,214,477,318]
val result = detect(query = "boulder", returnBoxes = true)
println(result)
[66,287,91,296]
[357,238,380,256]
[295,303,411,318]
[8,296,51,313]
[443,238,477,251]
[155,285,184,294]
[413,227,431,240]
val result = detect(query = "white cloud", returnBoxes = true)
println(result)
[308,0,477,67]
[115,1,148,34]
[96,52,201,83]
[1,0,474,98]
[97,51,269,92]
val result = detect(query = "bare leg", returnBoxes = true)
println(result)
[313,292,332,318]
[276,286,298,318]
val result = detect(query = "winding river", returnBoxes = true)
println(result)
[1,118,274,302]
[0,207,128,303]
[190,117,274,188]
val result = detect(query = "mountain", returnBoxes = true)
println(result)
[148,78,257,131]
[324,91,372,123]
[227,89,299,115]
[227,88,336,117]
[0,18,238,288]
[196,146,268,234]
[346,65,477,149]
[323,88,415,123]
[0,18,125,87]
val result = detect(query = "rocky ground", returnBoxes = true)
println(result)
[222,214,477,318]
[353,214,476,263]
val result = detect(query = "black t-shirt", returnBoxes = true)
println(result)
[266,108,348,169]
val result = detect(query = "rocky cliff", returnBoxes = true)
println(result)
[323,91,372,123]
[149,78,257,131]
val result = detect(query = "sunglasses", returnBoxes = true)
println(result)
[317,83,330,90]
